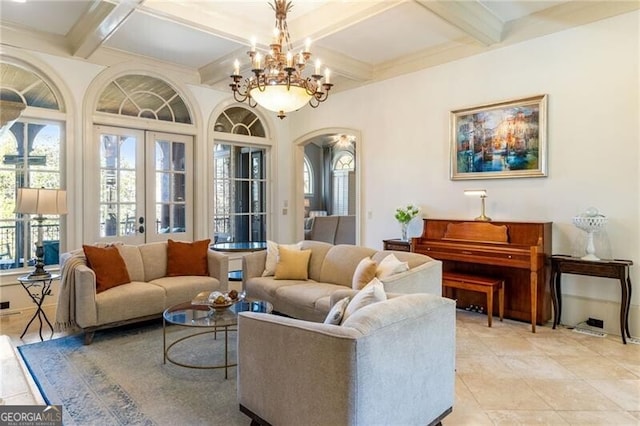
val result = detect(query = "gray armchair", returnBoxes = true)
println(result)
[237,293,456,426]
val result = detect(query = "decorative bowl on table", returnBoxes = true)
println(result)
[191,290,246,311]
[210,290,246,311]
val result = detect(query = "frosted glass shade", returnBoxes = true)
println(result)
[249,84,312,114]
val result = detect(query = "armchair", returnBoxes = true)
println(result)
[237,293,456,426]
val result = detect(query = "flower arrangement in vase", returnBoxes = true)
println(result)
[394,204,421,241]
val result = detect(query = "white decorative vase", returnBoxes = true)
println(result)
[400,223,409,241]
[572,214,608,261]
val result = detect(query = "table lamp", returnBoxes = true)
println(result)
[464,189,491,222]
[15,188,68,278]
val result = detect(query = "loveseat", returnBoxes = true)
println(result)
[242,241,442,322]
[238,292,456,426]
[56,241,228,344]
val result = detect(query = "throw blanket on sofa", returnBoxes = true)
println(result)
[54,250,85,331]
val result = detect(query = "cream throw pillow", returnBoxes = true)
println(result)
[352,257,378,290]
[341,277,387,324]
[376,253,409,279]
[274,247,312,280]
[262,240,302,276]
[324,296,351,325]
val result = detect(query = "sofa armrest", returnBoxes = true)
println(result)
[207,249,229,292]
[242,250,267,283]
[74,265,98,328]
[381,258,443,296]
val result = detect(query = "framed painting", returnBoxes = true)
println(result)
[450,94,548,180]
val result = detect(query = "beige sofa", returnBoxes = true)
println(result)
[238,292,456,426]
[57,242,228,343]
[242,241,442,322]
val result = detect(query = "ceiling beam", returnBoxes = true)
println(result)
[67,0,143,59]
[415,0,503,46]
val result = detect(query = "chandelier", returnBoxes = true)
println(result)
[230,0,333,119]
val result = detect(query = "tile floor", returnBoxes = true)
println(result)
[1,304,639,425]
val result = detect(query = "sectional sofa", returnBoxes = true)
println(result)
[242,240,442,322]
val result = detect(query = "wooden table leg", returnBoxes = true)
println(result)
[487,288,493,328]
[530,271,537,333]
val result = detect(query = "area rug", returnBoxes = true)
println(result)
[18,321,249,425]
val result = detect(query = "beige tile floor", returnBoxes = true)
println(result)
[1,305,639,425]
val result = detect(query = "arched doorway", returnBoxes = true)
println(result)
[294,129,361,245]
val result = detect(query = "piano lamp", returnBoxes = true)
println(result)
[464,189,491,222]
[15,188,68,278]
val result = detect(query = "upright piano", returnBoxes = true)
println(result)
[412,218,552,331]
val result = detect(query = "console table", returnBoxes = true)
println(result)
[382,239,411,252]
[550,255,633,344]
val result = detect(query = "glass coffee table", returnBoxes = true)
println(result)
[163,299,272,378]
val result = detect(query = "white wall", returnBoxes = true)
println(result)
[289,11,640,336]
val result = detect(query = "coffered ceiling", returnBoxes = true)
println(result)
[0,1,637,92]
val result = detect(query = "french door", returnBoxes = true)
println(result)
[89,126,193,244]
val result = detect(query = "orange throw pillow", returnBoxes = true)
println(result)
[167,239,211,277]
[82,245,131,293]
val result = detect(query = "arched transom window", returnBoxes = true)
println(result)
[96,74,191,124]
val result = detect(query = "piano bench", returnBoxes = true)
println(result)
[442,272,504,327]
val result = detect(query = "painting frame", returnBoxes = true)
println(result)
[450,94,548,180]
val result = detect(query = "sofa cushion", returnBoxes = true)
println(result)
[116,245,145,282]
[167,239,210,276]
[341,277,387,324]
[262,240,302,277]
[276,282,347,319]
[376,253,409,279]
[150,276,220,307]
[139,242,168,281]
[319,245,377,287]
[352,257,377,290]
[301,240,334,281]
[275,248,311,280]
[324,296,350,325]
[82,245,131,293]
[244,276,307,302]
[94,281,166,325]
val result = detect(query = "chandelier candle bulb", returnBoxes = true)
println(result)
[250,37,256,52]
[315,59,321,75]
[305,38,311,53]
[286,52,293,67]
[325,69,331,84]
[233,59,240,76]
[254,53,262,70]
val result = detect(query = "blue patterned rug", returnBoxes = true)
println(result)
[18,321,248,425]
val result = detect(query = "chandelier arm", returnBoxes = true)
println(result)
[229,0,335,118]
[232,91,249,103]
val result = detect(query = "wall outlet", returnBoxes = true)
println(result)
[0,301,9,310]
[587,317,604,328]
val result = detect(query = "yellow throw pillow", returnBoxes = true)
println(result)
[262,240,303,276]
[352,257,378,290]
[274,247,312,280]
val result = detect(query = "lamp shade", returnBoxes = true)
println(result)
[15,188,68,215]
[464,189,487,197]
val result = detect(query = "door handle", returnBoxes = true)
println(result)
[138,225,145,234]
